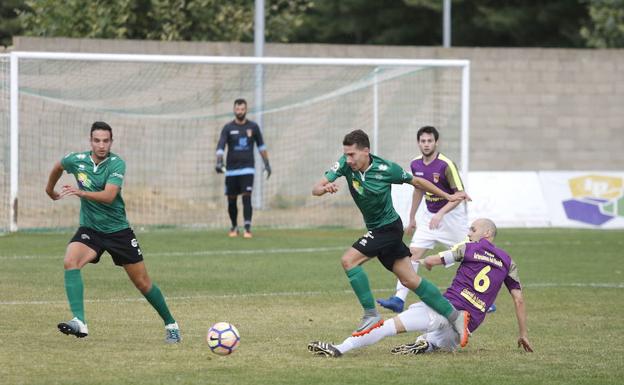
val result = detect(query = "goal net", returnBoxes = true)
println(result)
[1,52,469,232]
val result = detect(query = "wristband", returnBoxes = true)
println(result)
[439,250,456,268]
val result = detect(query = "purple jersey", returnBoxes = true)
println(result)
[410,153,464,213]
[442,238,522,333]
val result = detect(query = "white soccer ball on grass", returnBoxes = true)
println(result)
[207,322,240,355]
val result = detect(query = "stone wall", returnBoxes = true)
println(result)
[12,36,624,171]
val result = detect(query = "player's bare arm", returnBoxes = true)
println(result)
[45,161,65,200]
[312,176,339,196]
[420,253,445,271]
[420,243,464,271]
[410,176,470,202]
[62,183,120,205]
[430,194,462,229]
[510,288,533,352]
[407,187,424,235]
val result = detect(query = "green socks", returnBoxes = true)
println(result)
[346,266,376,311]
[64,269,85,323]
[65,271,175,326]
[414,277,454,318]
[143,284,176,325]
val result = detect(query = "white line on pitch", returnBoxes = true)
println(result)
[0,246,347,261]
[2,239,623,261]
[154,246,347,257]
[1,282,622,306]
[525,282,624,288]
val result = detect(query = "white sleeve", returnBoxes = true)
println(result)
[439,250,457,268]
[438,242,467,268]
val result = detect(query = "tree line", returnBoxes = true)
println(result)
[1,0,623,48]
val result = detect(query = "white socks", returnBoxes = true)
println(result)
[336,319,398,354]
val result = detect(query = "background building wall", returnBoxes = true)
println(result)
[13,36,624,171]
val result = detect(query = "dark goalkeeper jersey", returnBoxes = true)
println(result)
[216,120,266,176]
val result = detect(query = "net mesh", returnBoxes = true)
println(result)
[4,57,464,231]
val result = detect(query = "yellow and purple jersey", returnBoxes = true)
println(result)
[410,153,463,213]
[441,238,521,332]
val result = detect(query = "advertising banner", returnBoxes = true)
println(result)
[392,172,624,228]
[466,172,550,227]
[539,172,624,228]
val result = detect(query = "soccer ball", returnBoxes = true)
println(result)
[207,322,240,355]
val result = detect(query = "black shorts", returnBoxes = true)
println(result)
[69,227,144,266]
[225,174,254,196]
[352,218,411,272]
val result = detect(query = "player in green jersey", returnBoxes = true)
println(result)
[312,129,471,342]
[45,121,180,343]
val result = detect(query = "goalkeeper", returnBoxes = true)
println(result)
[215,98,271,239]
[308,218,533,357]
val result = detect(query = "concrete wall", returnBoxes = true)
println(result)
[13,36,624,171]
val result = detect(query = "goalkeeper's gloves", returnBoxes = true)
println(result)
[263,158,272,179]
[215,159,225,174]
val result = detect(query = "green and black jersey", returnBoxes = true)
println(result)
[325,154,413,230]
[61,151,129,233]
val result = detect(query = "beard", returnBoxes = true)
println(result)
[235,112,246,121]
[421,148,434,157]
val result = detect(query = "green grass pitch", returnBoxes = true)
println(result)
[1,228,623,385]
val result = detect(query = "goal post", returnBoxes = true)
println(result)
[2,51,470,232]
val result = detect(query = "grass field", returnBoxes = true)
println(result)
[1,227,623,385]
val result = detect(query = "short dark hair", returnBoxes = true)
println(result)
[90,121,113,139]
[343,129,370,149]
[417,126,439,142]
[234,98,247,106]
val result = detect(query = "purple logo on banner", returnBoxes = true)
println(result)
[563,175,624,226]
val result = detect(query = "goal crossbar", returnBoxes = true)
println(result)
[11,51,469,67]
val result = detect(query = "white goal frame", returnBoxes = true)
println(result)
[6,51,470,232]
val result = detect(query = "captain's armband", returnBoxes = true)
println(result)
[439,250,456,268]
